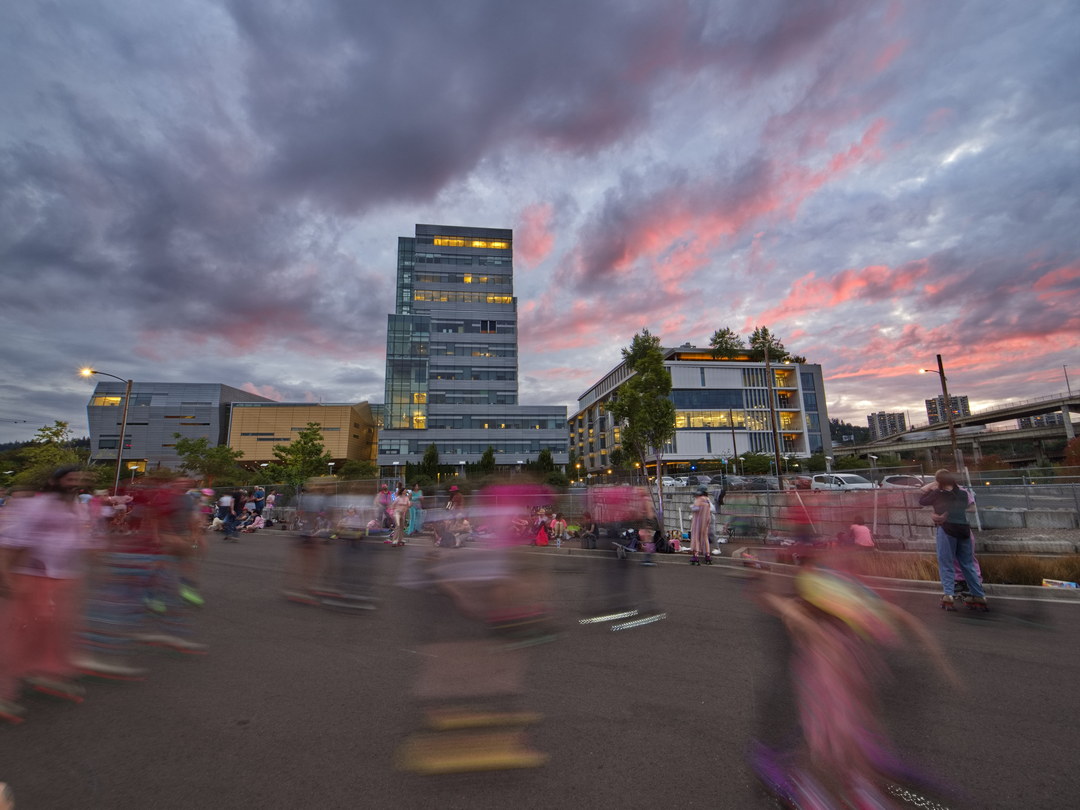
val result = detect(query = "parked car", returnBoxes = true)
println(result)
[720,475,753,491]
[685,474,713,488]
[880,474,934,489]
[673,477,689,487]
[810,473,875,491]
[748,476,781,491]
[660,476,679,487]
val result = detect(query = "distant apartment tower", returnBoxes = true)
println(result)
[376,224,567,468]
[1017,412,1065,429]
[925,394,970,425]
[867,411,907,440]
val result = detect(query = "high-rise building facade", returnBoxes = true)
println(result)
[569,346,831,474]
[867,411,907,440]
[377,224,567,468]
[925,394,970,425]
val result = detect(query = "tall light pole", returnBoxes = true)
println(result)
[920,355,962,471]
[81,368,133,496]
[761,338,784,483]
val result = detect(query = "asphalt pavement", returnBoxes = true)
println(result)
[2,532,1078,809]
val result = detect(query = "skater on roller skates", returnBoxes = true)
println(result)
[753,560,960,807]
[919,470,987,611]
[688,486,711,565]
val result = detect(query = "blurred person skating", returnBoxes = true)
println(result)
[688,486,712,565]
[753,561,960,807]
[919,470,987,611]
[128,476,207,654]
[283,479,334,603]
[0,467,93,721]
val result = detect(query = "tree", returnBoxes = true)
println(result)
[709,327,747,359]
[709,325,805,363]
[271,422,332,491]
[534,448,555,475]
[605,329,677,521]
[419,443,440,480]
[337,459,378,480]
[173,434,246,485]
[10,421,86,487]
[748,326,790,363]
[477,446,497,476]
[829,418,871,445]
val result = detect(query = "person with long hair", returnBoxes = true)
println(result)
[0,467,93,722]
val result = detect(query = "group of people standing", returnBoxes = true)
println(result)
[0,468,208,725]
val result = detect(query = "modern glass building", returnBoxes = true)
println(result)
[377,224,568,469]
[569,346,831,475]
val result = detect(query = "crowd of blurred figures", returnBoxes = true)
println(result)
[1,466,999,807]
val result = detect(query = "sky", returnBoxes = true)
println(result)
[2,0,1079,445]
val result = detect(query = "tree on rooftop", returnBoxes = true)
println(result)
[708,327,747,359]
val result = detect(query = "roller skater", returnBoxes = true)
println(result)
[919,470,987,613]
[688,486,711,567]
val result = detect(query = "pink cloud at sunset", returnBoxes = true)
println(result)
[514,202,556,269]
[760,259,930,322]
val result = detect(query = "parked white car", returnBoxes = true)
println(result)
[810,473,876,491]
[660,476,678,487]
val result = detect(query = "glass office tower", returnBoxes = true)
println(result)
[377,224,567,469]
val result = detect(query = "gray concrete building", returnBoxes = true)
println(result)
[376,224,567,470]
[87,382,272,471]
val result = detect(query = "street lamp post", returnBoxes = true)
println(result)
[761,339,785,487]
[920,355,963,471]
[81,368,133,496]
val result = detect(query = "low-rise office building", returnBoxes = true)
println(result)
[569,346,831,475]
[228,402,377,465]
[87,382,272,471]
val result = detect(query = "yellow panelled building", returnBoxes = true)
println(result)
[228,402,377,465]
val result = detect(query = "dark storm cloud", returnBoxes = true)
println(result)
[226,0,854,213]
